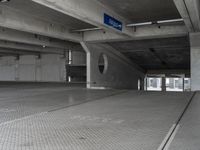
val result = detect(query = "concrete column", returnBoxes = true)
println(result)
[15,58,19,81]
[35,57,42,82]
[161,77,166,92]
[145,77,148,91]
[143,77,148,91]
[59,57,67,82]
[183,78,185,91]
[140,77,145,91]
[190,33,200,91]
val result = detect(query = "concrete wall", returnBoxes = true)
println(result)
[81,42,145,89]
[69,51,86,82]
[18,55,37,81]
[190,33,200,91]
[72,51,86,65]
[40,55,66,82]
[0,54,66,82]
[0,56,16,81]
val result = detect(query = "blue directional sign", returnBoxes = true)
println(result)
[104,13,123,31]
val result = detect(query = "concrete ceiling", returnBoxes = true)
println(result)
[1,0,95,30]
[97,0,181,23]
[0,0,190,71]
[107,36,190,70]
[0,0,88,56]
[0,26,84,55]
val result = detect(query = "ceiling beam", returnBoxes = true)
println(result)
[0,27,80,50]
[0,40,67,54]
[147,69,190,77]
[0,49,40,56]
[81,42,145,73]
[0,5,81,42]
[173,0,200,32]
[83,24,188,42]
[149,48,169,69]
[119,47,190,53]
[32,0,188,43]
[0,53,18,57]
[31,0,133,38]
[107,36,189,51]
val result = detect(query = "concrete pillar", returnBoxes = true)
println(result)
[15,58,19,81]
[144,77,148,91]
[190,33,200,91]
[140,77,145,91]
[161,77,166,92]
[35,57,42,82]
[59,57,67,82]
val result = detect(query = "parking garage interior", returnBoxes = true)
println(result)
[0,0,199,149]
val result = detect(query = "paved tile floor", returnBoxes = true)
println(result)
[169,92,200,150]
[0,83,195,150]
[0,83,121,124]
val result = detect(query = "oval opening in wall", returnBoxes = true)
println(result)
[98,53,108,74]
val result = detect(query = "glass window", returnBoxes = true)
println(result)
[147,78,162,91]
[166,78,183,92]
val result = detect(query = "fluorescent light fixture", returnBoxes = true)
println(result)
[157,18,184,24]
[127,18,184,27]
[127,22,152,27]
[0,0,10,2]
[68,76,71,82]
[72,27,101,32]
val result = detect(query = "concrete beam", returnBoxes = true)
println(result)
[147,69,190,77]
[29,0,190,43]
[31,0,133,37]
[107,36,189,52]
[81,42,145,89]
[0,27,79,49]
[0,48,40,56]
[149,48,169,69]
[0,40,67,54]
[173,0,200,32]
[83,24,188,42]
[0,53,18,57]
[82,42,145,73]
[119,47,189,53]
[0,5,81,42]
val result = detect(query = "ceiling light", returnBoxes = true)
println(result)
[127,22,152,27]
[0,0,10,2]
[127,18,184,27]
[71,27,102,32]
[157,18,184,24]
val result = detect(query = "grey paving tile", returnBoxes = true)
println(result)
[0,88,193,150]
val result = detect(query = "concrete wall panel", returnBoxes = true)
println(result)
[0,54,66,82]
[190,33,200,91]
[81,42,144,89]
[72,51,86,65]
[19,56,36,81]
[0,56,16,81]
[41,55,62,82]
